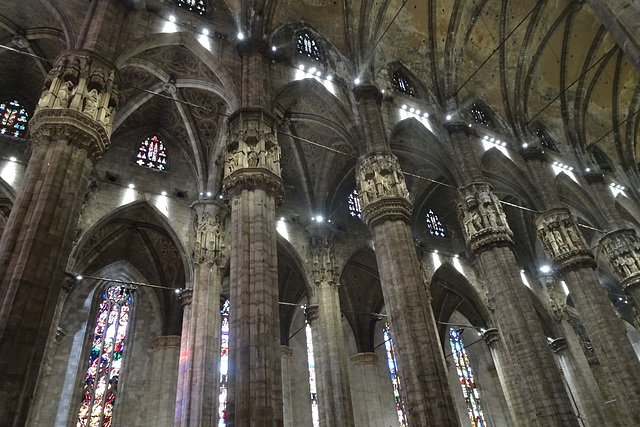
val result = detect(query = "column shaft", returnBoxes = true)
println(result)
[149,336,181,427]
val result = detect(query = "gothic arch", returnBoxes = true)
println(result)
[554,173,607,231]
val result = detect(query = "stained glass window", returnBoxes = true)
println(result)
[383,323,408,426]
[470,103,491,127]
[218,300,230,426]
[426,209,446,237]
[135,136,167,170]
[0,100,28,138]
[535,127,557,151]
[77,285,133,427]
[305,324,320,427]
[449,328,486,427]
[348,189,362,218]
[297,31,324,62]
[175,0,206,15]
[392,71,415,97]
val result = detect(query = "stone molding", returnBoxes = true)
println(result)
[600,229,640,292]
[151,335,181,351]
[29,109,111,163]
[535,208,596,273]
[520,146,548,162]
[350,352,379,365]
[353,85,383,105]
[305,304,320,324]
[280,345,293,359]
[443,120,474,138]
[548,337,567,353]
[457,182,513,254]
[482,328,500,345]
[356,152,412,227]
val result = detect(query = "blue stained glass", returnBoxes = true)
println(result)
[135,136,167,171]
[219,300,229,426]
[449,328,486,427]
[175,0,206,14]
[0,100,28,138]
[383,323,408,426]
[348,189,362,218]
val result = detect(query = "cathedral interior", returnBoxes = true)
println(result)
[1,0,640,426]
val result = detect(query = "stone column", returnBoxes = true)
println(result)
[0,51,119,426]
[280,346,294,427]
[356,151,460,426]
[536,208,640,424]
[222,108,284,427]
[456,181,578,426]
[305,224,355,427]
[175,202,228,426]
[149,336,181,427]
[350,353,384,427]
[175,288,194,424]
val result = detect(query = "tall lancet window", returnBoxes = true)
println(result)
[426,209,446,237]
[77,285,133,427]
[218,300,230,426]
[392,71,415,97]
[470,103,491,127]
[0,99,28,138]
[305,323,320,427]
[449,328,486,427]
[348,189,362,218]
[135,136,167,170]
[383,323,408,426]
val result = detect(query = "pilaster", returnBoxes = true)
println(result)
[305,224,355,427]
[356,151,460,427]
[0,51,119,426]
[222,108,284,427]
[536,208,640,424]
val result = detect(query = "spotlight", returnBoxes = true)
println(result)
[169,15,176,23]
[326,75,333,81]
[423,112,429,118]
[585,168,591,172]
[271,46,277,51]
[540,265,551,274]
[315,71,321,76]
[128,183,135,189]
[381,89,385,93]
[237,32,245,40]
[175,289,181,294]
[316,215,323,222]
[354,78,361,85]
[9,156,16,162]
[309,67,317,74]
[409,108,415,113]
[207,191,212,197]
[202,28,209,36]
[522,143,528,148]
[299,64,305,70]
[401,105,407,110]
[446,115,452,121]
[76,275,83,280]
[161,191,167,196]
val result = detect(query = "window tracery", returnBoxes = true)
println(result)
[218,300,230,426]
[392,71,415,96]
[348,189,362,218]
[0,100,28,138]
[535,127,557,151]
[77,285,133,427]
[449,328,486,427]
[135,136,167,170]
[383,323,408,426]
[296,31,324,62]
[175,0,206,15]
[426,209,446,237]
[470,103,491,127]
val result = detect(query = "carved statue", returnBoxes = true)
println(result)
[83,89,99,117]
[56,81,73,108]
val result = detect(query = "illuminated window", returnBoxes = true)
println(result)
[449,328,486,427]
[218,300,230,426]
[348,189,362,218]
[392,71,415,97]
[0,100,28,138]
[77,285,133,427]
[135,136,167,170]
[306,323,320,427]
[470,103,491,127]
[383,323,408,426]
[426,209,446,237]
[175,0,206,14]
[535,127,557,151]
[296,31,324,62]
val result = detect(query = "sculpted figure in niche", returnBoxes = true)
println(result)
[551,226,568,253]
[459,204,476,236]
[471,210,483,232]
[83,89,99,117]
[247,145,259,167]
[56,81,73,108]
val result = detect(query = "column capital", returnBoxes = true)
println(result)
[535,208,596,274]
[305,304,320,324]
[350,352,379,365]
[520,145,548,162]
[548,337,568,354]
[457,182,513,253]
[353,85,383,105]
[280,345,293,359]
[482,327,500,345]
[600,228,640,292]
[356,152,412,228]
[443,120,474,137]
[584,170,605,185]
[179,288,193,308]
[192,201,229,266]
[222,108,284,203]
[150,335,181,351]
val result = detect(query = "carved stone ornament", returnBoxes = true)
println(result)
[355,152,412,228]
[350,352,379,365]
[305,304,320,324]
[150,335,181,351]
[193,209,227,266]
[179,288,193,308]
[222,108,284,203]
[457,182,513,254]
[35,50,120,137]
[307,225,338,286]
[535,208,595,274]
[600,229,640,293]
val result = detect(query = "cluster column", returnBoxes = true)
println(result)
[0,51,119,426]
[175,201,228,426]
[356,151,460,426]
[222,108,284,427]
[448,124,578,426]
[305,224,355,427]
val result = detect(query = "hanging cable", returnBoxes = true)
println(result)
[365,0,409,64]
[586,108,640,150]
[74,274,180,291]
